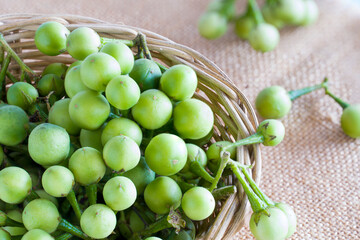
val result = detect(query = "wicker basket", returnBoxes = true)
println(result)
[0,14,262,240]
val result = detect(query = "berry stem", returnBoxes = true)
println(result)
[120,109,129,118]
[130,211,182,240]
[133,202,156,222]
[60,198,71,216]
[100,38,134,48]
[26,190,40,202]
[239,164,274,205]
[133,33,152,60]
[6,71,17,83]
[222,132,264,152]
[0,210,24,227]
[212,185,237,201]
[134,46,144,60]
[266,0,277,4]
[131,206,150,227]
[55,233,73,240]
[110,169,126,178]
[107,235,118,240]
[209,151,230,191]
[0,33,35,76]
[130,215,171,240]
[169,175,196,192]
[66,190,82,221]
[0,54,11,100]
[213,0,237,20]
[288,78,328,101]
[112,107,120,116]
[85,183,97,206]
[248,0,265,25]
[324,84,350,109]
[155,62,168,73]
[228,162,269,213]
[58,218,91,240]
[11,236,22,240]
[117,210,132,233]
[29,122,42,132]
[5,144,29,155]
[0,47,4,64]
[189,161,214,182]
[32,103,48,122]
[108,112,120,120]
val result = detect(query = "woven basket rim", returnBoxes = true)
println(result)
[0,13,262,240]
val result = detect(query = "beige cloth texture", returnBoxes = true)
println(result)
[1,0,360,239]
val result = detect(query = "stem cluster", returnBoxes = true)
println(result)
[0,34,37,98]
[133,33,153,60]
[323,78,350,109]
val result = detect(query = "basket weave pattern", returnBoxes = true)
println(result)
[0,14,261,240]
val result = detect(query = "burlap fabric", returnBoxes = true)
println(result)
[0,0,359,239]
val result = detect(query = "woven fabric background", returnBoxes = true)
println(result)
[0,0,359,239]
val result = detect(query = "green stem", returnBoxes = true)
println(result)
[29,122,41,132]
[5,145,28,154]
[2,156,16,168]
[28,105,38,118]
[169,175,196,192]
[108,112,120,120]
[221,0,236,18]
[212,185,236,201]
[110,170,125,178]
[11,236,23,240]
[131,215,171,240]
[112,107,120,116]
[107,235,118,240]
[209,0,237,21]
[0,54,11,99]
[0,34,35,75]
[266,0,277,5]
[60,200,71,216]
[133,202,156,223]
[118,210,130,232]
[248,0,264,25]
[0,210,24,227]
[324,84,350,109]
[55,233,73,240]
[148,130,154,139]
[141,137,154,149]
[230,160,253,170]
[66,190,82,221]
[28,105,42,122]
[100,173,112,183]
[134,46,144,60]
[209,151,230,191]
[6,71,17,83]
[131,206,150,227]
[288,78,328,101]
[20,71,25,82]
[222,132,264,152]
[133,33,152,60]
[238,163,274,205]
[189,161,214,182]
[58,219,90,240]
[86,184,97,206]
[229,163,268,213]
[120,109,129,118]
[24,71,32,83]
[155,62,168,73]
[100,37,134,48]
[0,47,4,64]
[26,190,40,202]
